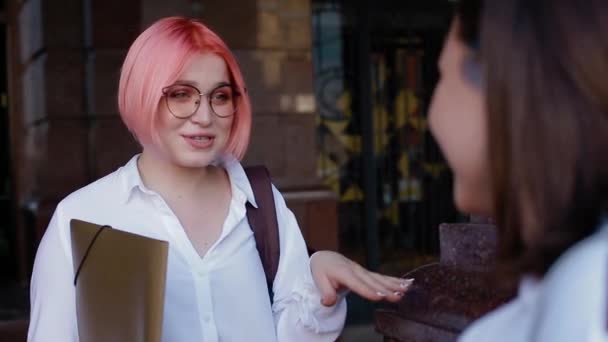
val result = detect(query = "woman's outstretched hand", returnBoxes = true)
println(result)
[310,251,414,306]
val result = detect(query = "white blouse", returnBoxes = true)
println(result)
[27,155,346,342]
[459,221,608,342]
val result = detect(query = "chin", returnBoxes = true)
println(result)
[172,151,219,169]
[453,181,493,217]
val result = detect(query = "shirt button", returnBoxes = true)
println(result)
[203,314,211,323]
[198,270,206,277]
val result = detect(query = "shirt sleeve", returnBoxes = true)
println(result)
[269,185,347,342]
[458,229,608,342]
[28,205,79,342]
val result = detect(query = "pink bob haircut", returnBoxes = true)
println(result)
[118,17,251,160]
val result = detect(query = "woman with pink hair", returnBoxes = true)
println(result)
[27,17,412,342]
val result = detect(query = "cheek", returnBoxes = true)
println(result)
[155,114,187,152]
[429,79,459,164]
[429,77,492,214]
[218,118,234,138]
[431,73,487,161]
[156,108,177,133]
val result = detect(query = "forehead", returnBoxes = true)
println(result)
[179,53,230,86]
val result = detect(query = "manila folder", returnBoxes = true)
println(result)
[70,219,168,342]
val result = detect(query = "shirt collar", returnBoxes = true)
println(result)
[119,154,259,208]
[120,154,148,204]
[220,154,259,208]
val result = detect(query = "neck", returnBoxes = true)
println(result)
[137,150,218,199]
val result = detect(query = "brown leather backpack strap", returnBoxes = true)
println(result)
[244,166,280,303]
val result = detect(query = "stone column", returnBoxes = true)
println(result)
[11,0,88,283]
[85,0,141,180]
[10,0,141,283]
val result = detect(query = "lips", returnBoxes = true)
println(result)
[182,133,215,149]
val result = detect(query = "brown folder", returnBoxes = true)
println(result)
[70,219,168,342]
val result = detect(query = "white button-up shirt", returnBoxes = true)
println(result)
[28,155,347,342]
[458,221,608,342]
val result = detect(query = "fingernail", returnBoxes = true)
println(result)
[394,292,403,296]
[400,278,415,288]
[376,291,387,297]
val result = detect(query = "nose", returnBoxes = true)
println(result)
[190,99,213,126]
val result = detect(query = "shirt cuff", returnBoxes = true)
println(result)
[272,264,347,334]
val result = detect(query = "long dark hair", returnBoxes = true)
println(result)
[457,0,608,278]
